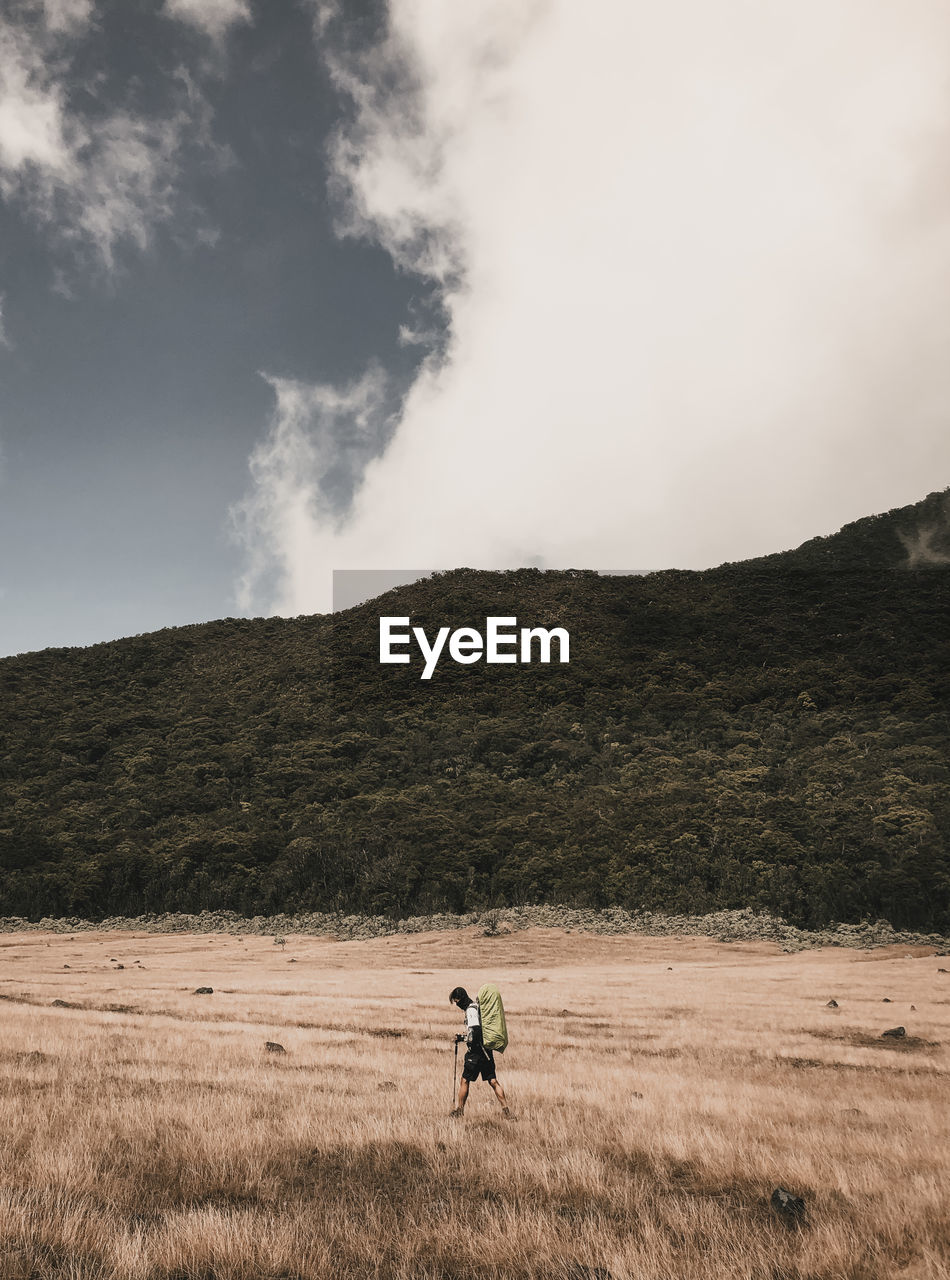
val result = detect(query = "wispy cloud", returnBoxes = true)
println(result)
[40,0,94,36]
[0,20,74,176]
[163,0,252,42]
[0,5,219,273]
[232,368,395,614]
[238,0,950,614]
[898,495,950,567]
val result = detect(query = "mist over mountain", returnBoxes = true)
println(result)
[1,490,947,928]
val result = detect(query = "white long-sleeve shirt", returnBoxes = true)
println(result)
[465,1001,482,1047]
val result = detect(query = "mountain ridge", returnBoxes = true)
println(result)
[1,488,948,929]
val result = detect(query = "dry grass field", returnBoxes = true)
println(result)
[0,926,947,1280]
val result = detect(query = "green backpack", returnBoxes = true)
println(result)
[477,982,508,1053]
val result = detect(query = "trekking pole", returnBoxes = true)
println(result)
[452,1036,459,1106]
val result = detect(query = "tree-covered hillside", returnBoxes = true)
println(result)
[1,490,948,927]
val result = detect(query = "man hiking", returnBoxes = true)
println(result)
[449,986,510,1117]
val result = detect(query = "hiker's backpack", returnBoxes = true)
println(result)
[477,982,508,1053]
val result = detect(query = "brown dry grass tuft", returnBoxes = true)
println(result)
[0,928,947,1279]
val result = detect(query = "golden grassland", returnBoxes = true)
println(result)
[0,926,947,1280]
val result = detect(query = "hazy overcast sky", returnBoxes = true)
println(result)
[2,0,949,656]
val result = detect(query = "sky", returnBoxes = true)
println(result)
[1,0,949,656]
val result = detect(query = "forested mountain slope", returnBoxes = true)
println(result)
[1,489,948,927]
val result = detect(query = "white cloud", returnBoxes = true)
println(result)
[232,369,393,612]
[0,9,217,271]
[0,22,73,175]
[163,0,251,41]
[63,110,189,268]
[41,0,94,35]
[240,0,950,615]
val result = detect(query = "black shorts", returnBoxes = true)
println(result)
[462,1047,496,1083]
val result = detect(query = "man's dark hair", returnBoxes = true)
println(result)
[449,986,471,1007]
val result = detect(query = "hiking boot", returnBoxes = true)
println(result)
[449,1107,464,1118]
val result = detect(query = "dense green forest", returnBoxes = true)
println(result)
[1,490,948,928]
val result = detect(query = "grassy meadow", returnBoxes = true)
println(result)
[0,926,946,1280]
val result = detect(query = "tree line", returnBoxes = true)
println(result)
[1,491,948,928]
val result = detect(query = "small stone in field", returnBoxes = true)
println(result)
[882,997,892,1002]
[771,1187,806,1224]
[378,1080,397,1091]
[826,999,838,1008]
[910,1005,916,1011]
[115,964,124,970]
[194,987,213,995]
[51,999,74,1008]
[881,1026,905,1038]
[264,1041,286,1054]
[63,965,69,969]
